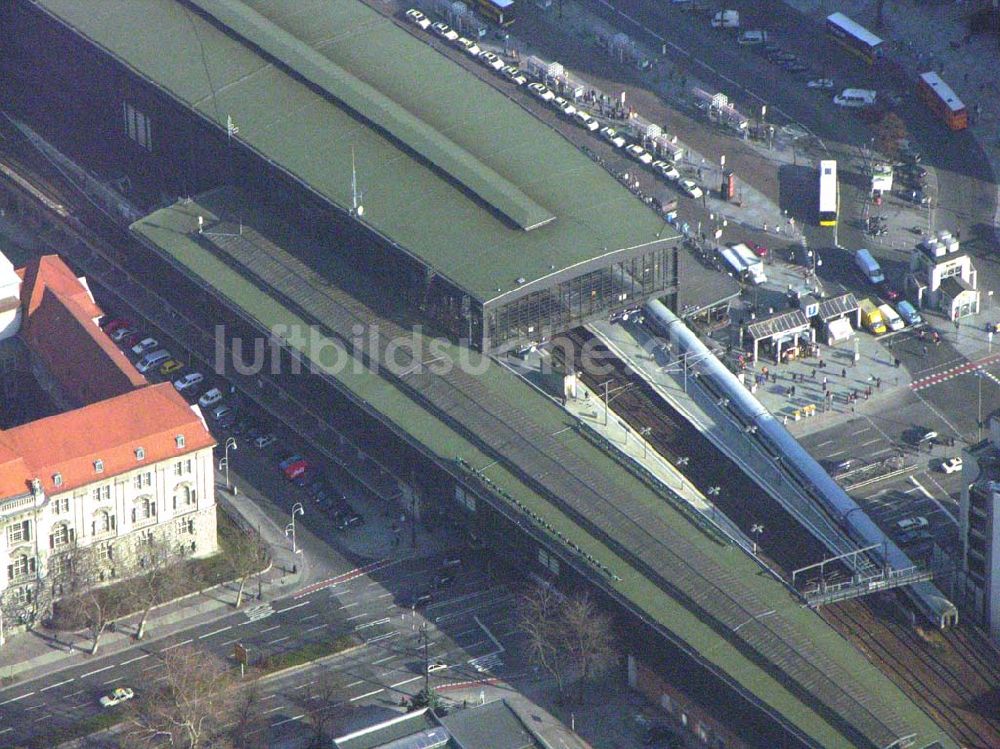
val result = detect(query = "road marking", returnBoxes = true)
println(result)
[815,439,834,447]
[346,613,368,621]
[40,679,74,692]
[259,624,281,634]
[272,714,305,727]
[142,662,165,672]
[292,681,314,690]
[119,654,149,666]
[220,638,240,647]
[199,625,233,639]
[356,617,390,630]
[305,624,326,633]
[0,728,12,735]
[346,680,363,688]
[301,613,319,622]
[267,636,290,645]
[372,655,397,665]
[350,689,384,702]
[25,704,44,712]
[913,390,965,442]
[909,476,959,526]
[275,600,311,614]
[263,705,284,715]
[102,676,125,685]
[859,438,881,447]
[294,558,394,598]
[376,592,393,599]
[261,693,278,701]
[339,602,359,610]
[389,675,423,689]
[0,692,34,705]
[365,631,399,646]
[80,665,115,679]
[161,638,193,652]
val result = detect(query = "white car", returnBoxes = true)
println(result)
[131,337,158,356]
[527,82,555,102]
[173,372,204,392]
[599,126,626,148]
[430,22,459,42]
[501,65,527,85]
[807,78,834,90]
[940,457,963,474]
[573,110,600,131]
[625,144,653,165]
[552,96,577,117]
[478,50,505,71]
[405,8,431,30]
[100,686,135,708]
[455,37,481,56]
[198,387,224,408]
[677,179,704,199]
[136,350,171,373]
[427,661,449,673]
[896,516,929,531]
[651,160,680,181]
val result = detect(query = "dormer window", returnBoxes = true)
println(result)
[94,459,104,474]
[53,473,63,487]
[135,447,145,461]
[175,435,186,449]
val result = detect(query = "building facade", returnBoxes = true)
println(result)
[959,417,1000,645]
[0,252,217,642]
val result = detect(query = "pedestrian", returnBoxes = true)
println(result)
[922,344,929,356]
[841,367,847,378]
[822,375,828,387]
[894,357,900,368]
[864,391,869,401]
[811,368,816,379]
[876,376,881,389]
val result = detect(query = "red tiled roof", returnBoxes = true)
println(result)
[19,255,147,405]
[0,383,215,497]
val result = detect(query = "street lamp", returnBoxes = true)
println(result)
[639,426,653,458]
[750,523,765,554]
[286,502,304,555]
[707,486,721,523]
[222,437,237,492]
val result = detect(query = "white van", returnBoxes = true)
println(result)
[878,303,904,332]
[854,249,884,285]
[833,88,876,108]
[136,349,171,373]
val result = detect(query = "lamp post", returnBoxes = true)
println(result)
[977,370,984,442]
[639,426,653,458]
[750,523,765,554]
[707,486,721,523]
[222,437,237,492]
[286,502,304,554]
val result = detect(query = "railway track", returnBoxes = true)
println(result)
[822,598,1000,748]
[560,326,1000,749]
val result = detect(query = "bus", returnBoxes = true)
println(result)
[917,71,968,131]
[826,12,883,64]
[818,160,838,226]
[476,0,515,27]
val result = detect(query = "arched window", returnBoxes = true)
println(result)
[7,554,36,582]
[91,509,115,536]
[132,495,156,523]
[49,523,74,549]
[172,483,196,510]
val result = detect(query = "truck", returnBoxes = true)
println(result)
[854,249,884,285]
[730,243,767,285]
[711,10,739,28]
[859,298,887,335]
[878,303,904,332]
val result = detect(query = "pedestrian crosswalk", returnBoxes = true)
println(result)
[244,603,274,623]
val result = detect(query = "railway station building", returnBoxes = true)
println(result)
[0,1,961,747]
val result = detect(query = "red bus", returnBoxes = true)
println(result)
[917,72,968,131]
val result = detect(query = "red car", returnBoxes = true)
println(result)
[283,460,308,480]
[102,318,134,334]
[878,283,900,301]
[746,241,768,257]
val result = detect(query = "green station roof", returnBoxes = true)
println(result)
[35,0,672,303]
[132,188,957,749]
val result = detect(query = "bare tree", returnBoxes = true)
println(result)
[51,543,131,655]
[122,645,236,749]
[519,585,618,703]
[874,112,908,161]
[560,592,618,701]
[125,533,184,640]
[225,675,269,749]
[290,668,347,748]
[519,584,575,698]
[229,528,269,609]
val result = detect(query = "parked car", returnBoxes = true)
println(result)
[677,179,704,199]
[478,50,505,71]
[527,82,555,102]
[552,96,577,117]
[455,37,481,57]
[430,22,459,41]
[785,61,809,73]
[746,240,768,257]
[896,300,922,326]
[642,723,681,747]
[110,326,137,342]
[940,457,963,474]
[807,78,834,90]
[159,359,184,376]
[131,337,158,356]
[122,331,146,348]
[573,110,600,131]
[897,529,934,546]
[293,468,324,488]
[433,570,455,588]
[404,8,431,30]
[100,687,135,708]
[174,372,205,392]
[917,430,938,444]
[136,350,171,373]
[651,160,680,181]
[334,509,365,530]
[198,387,224,408]
[211,405,233,422]
[625,144,653,165]
[501,65,527,85]
[896,516,929,531]
[598,126,626,148]
[101,317,134,333]
[427,661,449,673]
[283,460,309,480]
